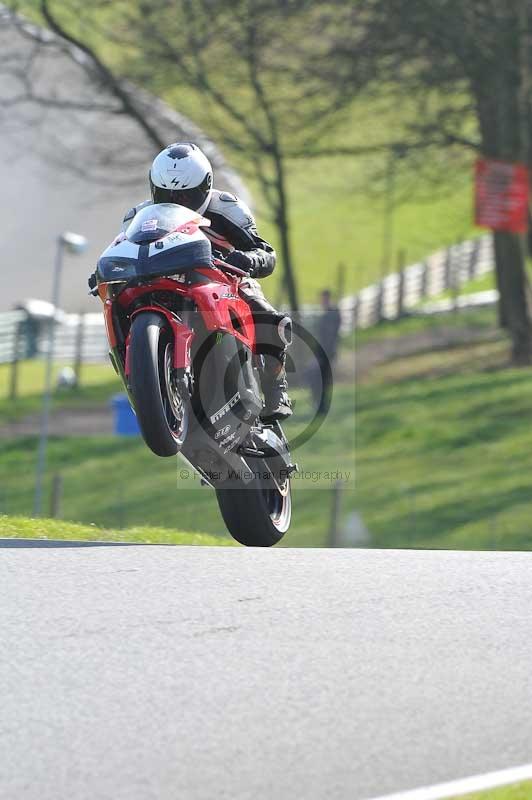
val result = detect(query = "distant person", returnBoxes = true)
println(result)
[309,289,342,415]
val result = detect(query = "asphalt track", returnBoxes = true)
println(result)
[1,543,531,800]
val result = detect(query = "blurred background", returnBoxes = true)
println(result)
[2,1,532,549]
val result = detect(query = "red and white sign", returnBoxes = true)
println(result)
[474,158,529,233]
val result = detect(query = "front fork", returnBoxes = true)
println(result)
[106,300,195,409]
[124,305,195,377]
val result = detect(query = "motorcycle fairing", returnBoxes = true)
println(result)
[189,276,256,351]
[102,299,118,349]
[97,238,212,282]
[97,204,213,283]
[110,273,256,354]
[99,278,189,349]
[189,328,263,457]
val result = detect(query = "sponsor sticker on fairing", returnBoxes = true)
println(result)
[166,232,186,244]
[209,392,240,423]
[141,219,158,232]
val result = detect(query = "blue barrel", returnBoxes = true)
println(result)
[111,394,140,436]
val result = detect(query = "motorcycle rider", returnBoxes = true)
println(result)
[111,142,292,422]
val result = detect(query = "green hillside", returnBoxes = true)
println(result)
[257,108,477,303]
[0,360,117,423]
[0,380,355,547]
[356,309,532,550]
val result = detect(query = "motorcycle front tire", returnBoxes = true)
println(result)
[128,312,189,457]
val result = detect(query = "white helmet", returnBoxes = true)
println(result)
[149,142,213,214]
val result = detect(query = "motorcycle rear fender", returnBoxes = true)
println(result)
[125,306,194,375]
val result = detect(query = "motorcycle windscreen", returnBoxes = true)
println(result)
[125,203,203,244]
[97,203,212,281]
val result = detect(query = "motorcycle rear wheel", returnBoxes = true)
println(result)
[129,312,189,457]
[215,471,291,547]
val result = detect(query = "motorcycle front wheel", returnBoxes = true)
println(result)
[128,312,189,457]
[215,470,291,547]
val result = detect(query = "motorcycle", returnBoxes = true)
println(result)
[93,202,297,546]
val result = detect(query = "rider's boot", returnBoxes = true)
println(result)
[260,353,293,422]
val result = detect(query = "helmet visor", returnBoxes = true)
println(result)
[151,173,212,212]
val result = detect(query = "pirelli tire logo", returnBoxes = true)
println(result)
[209,392,241,424]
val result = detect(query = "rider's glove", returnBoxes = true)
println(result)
[88,271,98,296]
[225,250,257,276]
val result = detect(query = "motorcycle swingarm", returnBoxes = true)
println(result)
[238,445,298,478]
[239,426,295,471]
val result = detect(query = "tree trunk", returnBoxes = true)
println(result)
[272,151,299,312]
[493,234,509,328]
[475,65,531,360]
[493,230,532,363]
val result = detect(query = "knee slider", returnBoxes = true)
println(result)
[277,315,292,348]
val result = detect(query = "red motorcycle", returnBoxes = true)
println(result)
[94,203,296,546]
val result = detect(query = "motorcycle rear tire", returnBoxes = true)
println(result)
[215,471,291,547]
[129,312,189,457]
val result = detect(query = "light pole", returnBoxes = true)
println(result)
[33,231,89,517]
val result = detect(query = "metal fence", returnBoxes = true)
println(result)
[0,311,26,363]
[336,235,494,332]
[0,235,494,366]
[1,311,109,366]
[36,314,109,362]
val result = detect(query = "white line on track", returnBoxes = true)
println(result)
[366,762,532,800]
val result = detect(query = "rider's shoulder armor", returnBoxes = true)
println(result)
[206,188,275,277]
[207,189,256,231]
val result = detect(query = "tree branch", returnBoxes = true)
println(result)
[39,0,166,149]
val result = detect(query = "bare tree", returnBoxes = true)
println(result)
[347,0,532,363]
[0,3,250,198]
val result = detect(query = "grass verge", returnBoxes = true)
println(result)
[0,360,121,424]
[0,515,235,546]
[356,324,532,549]
[451,782,532,799]
[349,307,498,351]
[0,383,355,548]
